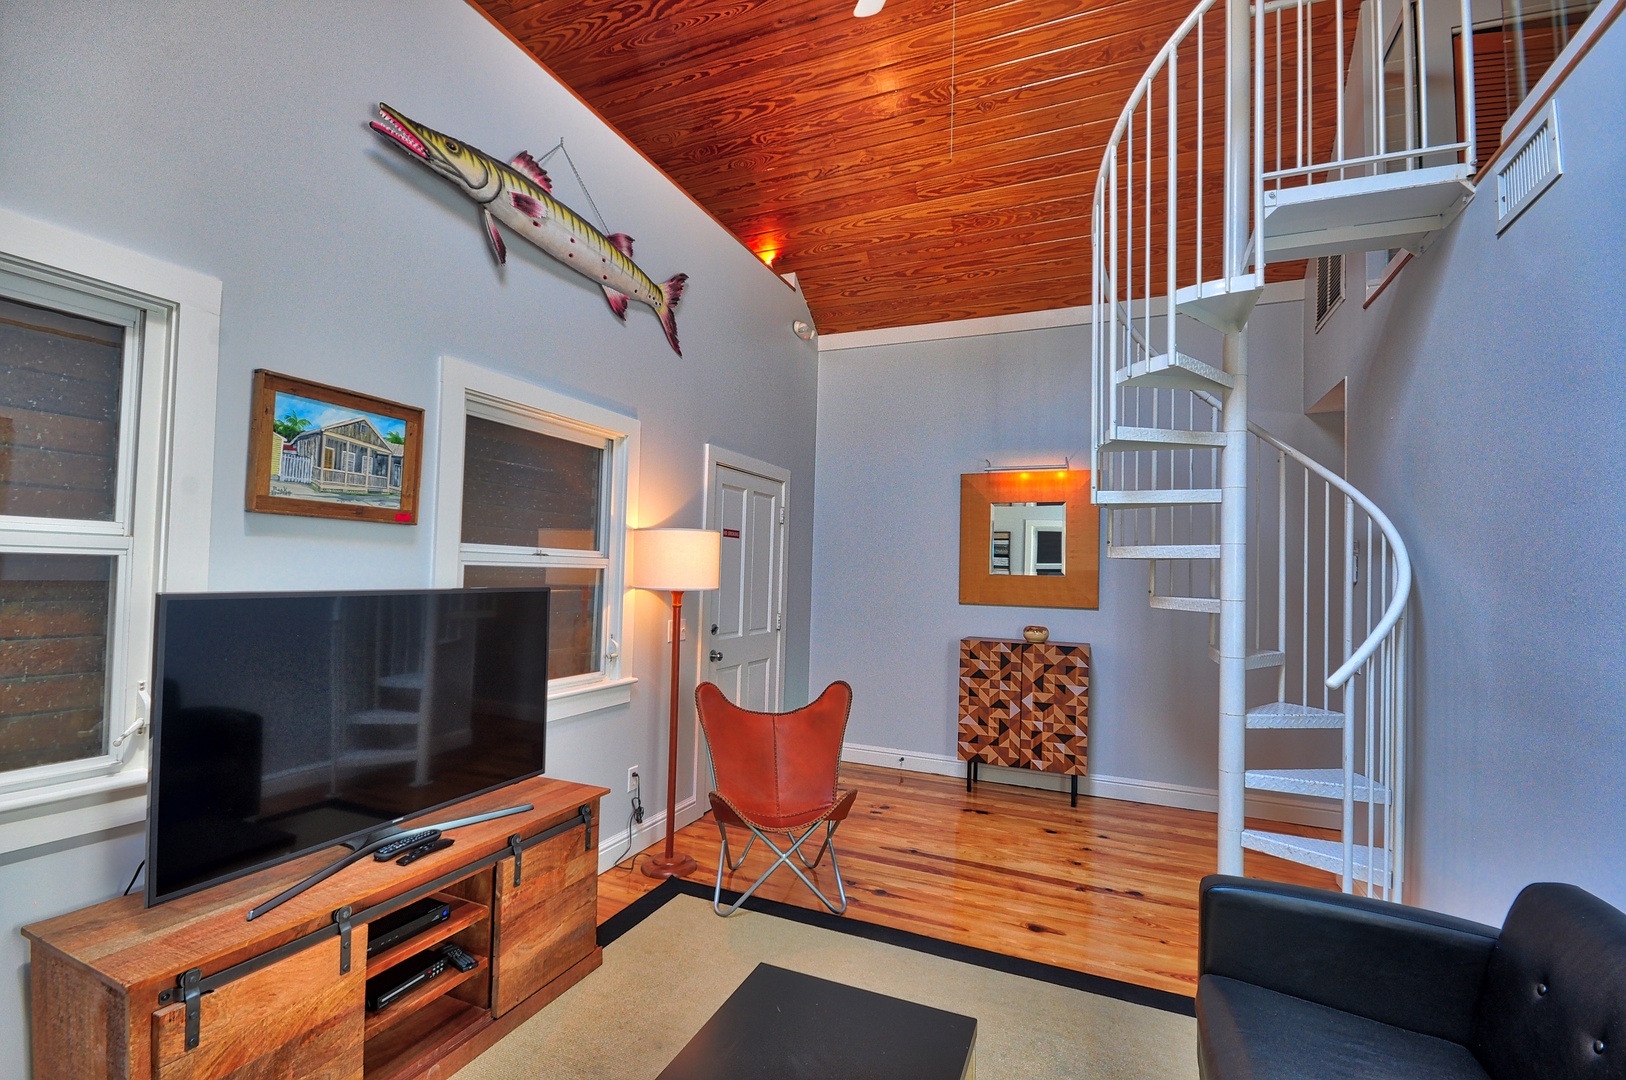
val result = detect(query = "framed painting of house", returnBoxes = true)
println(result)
[245,370,425,524]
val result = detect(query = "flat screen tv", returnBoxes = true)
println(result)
[147,587,550,907]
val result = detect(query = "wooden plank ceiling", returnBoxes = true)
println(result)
[473,0,1315,335]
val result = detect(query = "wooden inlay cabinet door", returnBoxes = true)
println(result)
[150,935,364,1080]
[490,825,597,1016]
[1022,641,1090,775]
[957,638,1022,767]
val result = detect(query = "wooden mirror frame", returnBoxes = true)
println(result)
[959,470,1099,609]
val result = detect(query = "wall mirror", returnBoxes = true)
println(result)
[960,470,1098,608]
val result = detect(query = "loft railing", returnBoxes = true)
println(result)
[1257,0,1478,187]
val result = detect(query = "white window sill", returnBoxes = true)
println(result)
[0,768,148,857]
[549,676,637,721]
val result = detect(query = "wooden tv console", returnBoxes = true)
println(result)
[21,775,608,1080]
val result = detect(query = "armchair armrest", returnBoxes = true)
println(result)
[1199,875,1499,1044]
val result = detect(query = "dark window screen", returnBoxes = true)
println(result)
[147,588,548,905]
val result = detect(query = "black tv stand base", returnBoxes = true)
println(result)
[247,803,534,921]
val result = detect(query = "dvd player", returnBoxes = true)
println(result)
[366,951,449,1012]
[366,897,452,958]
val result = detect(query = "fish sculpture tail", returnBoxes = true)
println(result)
[657,274,688,357]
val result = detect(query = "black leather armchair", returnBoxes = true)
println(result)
[1197,875,1626,1079]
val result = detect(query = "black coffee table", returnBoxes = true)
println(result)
[657,963,977,1080]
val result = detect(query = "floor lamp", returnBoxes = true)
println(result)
[630,527,721,879]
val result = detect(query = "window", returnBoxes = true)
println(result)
[1455,0,1598,165]
[0,275,153,792]
[434,358,638,720]
[0,218,220,826]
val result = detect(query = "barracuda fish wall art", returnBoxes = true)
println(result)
[370,103,688,356]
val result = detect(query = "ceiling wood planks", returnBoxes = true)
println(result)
[475,0,1341,333]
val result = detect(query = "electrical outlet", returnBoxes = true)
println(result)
[664,618,688,643]
[628,766,641,793]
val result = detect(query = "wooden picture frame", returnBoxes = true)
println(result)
[959,470,1099,608]
[245,370,425,524]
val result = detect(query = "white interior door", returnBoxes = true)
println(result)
[703,459,786,712]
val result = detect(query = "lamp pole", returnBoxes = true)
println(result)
[642,588,698,879]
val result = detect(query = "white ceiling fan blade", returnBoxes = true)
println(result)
[853,0,886,15]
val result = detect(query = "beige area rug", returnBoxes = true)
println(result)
[454,884,1198,1079]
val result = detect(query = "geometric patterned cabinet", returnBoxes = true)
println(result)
[958,637,1090,803]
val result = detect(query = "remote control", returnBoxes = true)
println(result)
[396,837,455,866]
[373,829,441,861]
[440,945,479,973]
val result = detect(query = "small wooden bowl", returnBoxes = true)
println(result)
[1022,625,1050,643]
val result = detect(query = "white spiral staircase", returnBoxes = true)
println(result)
[1089,0,1477,899]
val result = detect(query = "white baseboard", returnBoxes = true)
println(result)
[596,794,704,874]
[840,741,1339,830]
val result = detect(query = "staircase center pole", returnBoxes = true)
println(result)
[1215,0,1254,877]
[1218,328,1249,875]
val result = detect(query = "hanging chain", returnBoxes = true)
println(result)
[538,139,609,234]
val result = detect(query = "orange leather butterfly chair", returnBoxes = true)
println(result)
[695,681,857,916]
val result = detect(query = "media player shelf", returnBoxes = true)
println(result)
[365,893,487,975]
[22,776,607,1080]
[365,956,490,1039]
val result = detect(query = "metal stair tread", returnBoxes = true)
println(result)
[1207,646,1286,669]
[1094,488,1223,508]
[1149,594,1222,613]
[1108,543,1221,560]
[1242,829,1392,883]
[1100,426,1227,453]
[1174,276,1263,334]
[346,708,425,726]
[1113,352,1235,392]
[1246,701,1345,728]
[1245,768,1391,803]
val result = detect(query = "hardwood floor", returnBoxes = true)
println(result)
[598,763,1336,997]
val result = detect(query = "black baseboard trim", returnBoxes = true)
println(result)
[597,875,1196,1017]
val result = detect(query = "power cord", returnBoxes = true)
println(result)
[609,775,646,871]
[123,859,145,897]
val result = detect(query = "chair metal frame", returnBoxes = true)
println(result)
[711,808,848,916]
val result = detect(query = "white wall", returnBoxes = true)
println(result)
[1301,20,1626,923]
[810,297,1332,802]
[0,2,818,1073]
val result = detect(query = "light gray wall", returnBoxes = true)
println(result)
[1301,22,1626,923]
[0,2,818,1073]
[810,299,1327,794]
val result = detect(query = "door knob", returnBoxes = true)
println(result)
[709,650,724,662]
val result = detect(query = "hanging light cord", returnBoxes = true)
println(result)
[949,0,958,158]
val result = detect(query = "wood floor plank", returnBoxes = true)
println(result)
[597,764,1336,997]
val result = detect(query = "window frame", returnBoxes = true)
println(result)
[434,356,638,721]
[0,206,220,846]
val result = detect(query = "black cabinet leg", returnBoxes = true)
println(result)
[966,759,973,792]
[1070,774,1078,807]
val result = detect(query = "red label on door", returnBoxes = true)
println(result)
[722,528,741,539]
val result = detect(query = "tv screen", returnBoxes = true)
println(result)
[147,587,549,906]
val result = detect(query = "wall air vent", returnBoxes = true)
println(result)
[1497,101,1563,235]
[1314,253,1344,332]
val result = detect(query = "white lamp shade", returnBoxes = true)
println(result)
[630,528,721,592]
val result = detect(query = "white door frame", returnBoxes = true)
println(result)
[696,444,791,800]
